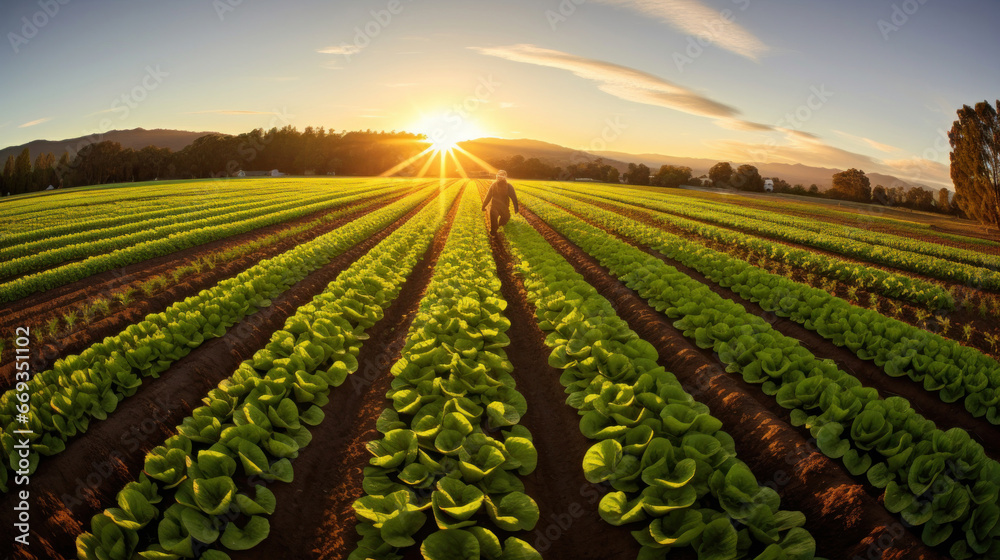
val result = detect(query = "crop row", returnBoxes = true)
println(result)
[522,193,1000,557]
[76,182,463,560]
[688,195,1000,270]
[0,185,434,494]
[0,184,407,303]
[528,187,1000,426]
[351,188,542,560]
[579,185,1000,292]
[0,182,396,284]
[545,183,954,311]
[702,194,1000,250]
[0,183,369,263]
[501,214,819,559]
[0,181,306,248]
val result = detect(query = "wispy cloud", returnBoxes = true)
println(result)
[19,117,52,128]
[592,0,769,60]
[318,45,361,56]
[500,102,516,109]
[833,130,902,153]
[472,44,760,126]
[707,131,952,189]
[882,157,951,186]
[183,110,280,115]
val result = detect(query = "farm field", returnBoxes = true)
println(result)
[1,177,999,560]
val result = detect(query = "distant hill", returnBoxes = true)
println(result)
[590,149,938,192]
[1,130,938,193]
[0,128,216,163]
[457,137,630,169]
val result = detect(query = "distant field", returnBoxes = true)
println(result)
[1,177,998,560]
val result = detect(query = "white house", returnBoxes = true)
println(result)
[271,169,284,177]
[764,179,774,192]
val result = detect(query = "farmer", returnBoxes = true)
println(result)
[481,170,520,235]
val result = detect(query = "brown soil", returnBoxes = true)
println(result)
[0,186,426,390]
[228,184,463,560]
[582,196,1000,360]
[550,198,1000,458]
[488,219,642,560]
[0,188,441,560]
[517,205,946,560]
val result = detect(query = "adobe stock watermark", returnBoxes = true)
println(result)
[568,116,628,166]
[213,0,246,21]
[425,75,501,147]
[746,85,834,163]
[55,65,169,185]
[673,0,752,73]
[326,0,416,64]
[8,0,71,54]
[878,0,931,41]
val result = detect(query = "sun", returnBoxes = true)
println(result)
[409,111,486,152]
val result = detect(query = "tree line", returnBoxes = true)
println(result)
[0,126,427,196]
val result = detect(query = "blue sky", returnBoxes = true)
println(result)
[1,0,997,188]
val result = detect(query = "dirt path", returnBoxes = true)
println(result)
[0,189,419,391]
[0,188,441,560]
[517,205,946,560]
[488,224,642,560]
[228,185,464,560]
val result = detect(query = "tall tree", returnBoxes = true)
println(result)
[949,100,1000,227]
[829,168,871,202]
[0,155,12,196]
[13,148,31,195]
[937,188,951,214]
[708,162,733,186]
[624,163,651,185]
[872,184,888,205]
[732,164,764,192]
[651,165,692,188]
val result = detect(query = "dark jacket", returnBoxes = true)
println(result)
[481,179,519,214]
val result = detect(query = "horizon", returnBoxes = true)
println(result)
[3,1,999,190]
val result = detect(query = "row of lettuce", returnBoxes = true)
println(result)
[545,183,955,312]
[0,182,408,303]
[0,181,262,239]
[532,187,1000,426]
[571,184,1000,293]
[704,194,1000,250]
[686,195,1000,273]
[0,184,435,495]
[0,184,362,264]
[502,214,820,560]
[350,189,544,560]
[75,182,463,560]
[520,190,1000,558]
[0,185,296,247]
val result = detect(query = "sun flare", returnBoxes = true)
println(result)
[409,110,487,153]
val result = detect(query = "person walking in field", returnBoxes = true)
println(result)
[481,170,520,235]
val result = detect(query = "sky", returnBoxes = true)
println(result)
[1,0,998,189]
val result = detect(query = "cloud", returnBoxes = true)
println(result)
[832,130,902,153]
[260,76,300,82]
[500,102,516,109]
[318,45,361,55]
[183,110,280,115]
[19,117,52,128]
[706,131,952,189]
[471,44,745,122]
[882,157,951,186]
[592,0,769,60]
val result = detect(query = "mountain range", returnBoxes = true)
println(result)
[1,129,934,191]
